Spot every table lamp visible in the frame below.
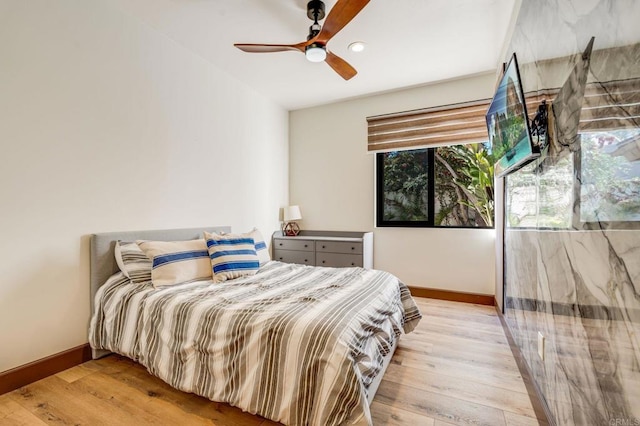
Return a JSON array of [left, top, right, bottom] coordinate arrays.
[[282, 205, 302, 236]]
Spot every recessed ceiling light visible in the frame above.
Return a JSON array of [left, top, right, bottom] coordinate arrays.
[[348, 41, 366, 53]]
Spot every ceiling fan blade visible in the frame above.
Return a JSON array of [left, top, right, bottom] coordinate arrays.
[[234, 43, 305, 53], [316, 0, 370, 44], [325, 51, 357, 80]]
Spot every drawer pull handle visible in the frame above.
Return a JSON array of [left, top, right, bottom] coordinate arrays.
[[279, 257, 283, 260], [351, 247, 355, 250], [322, 245, 326, 249], [351, 262, 355, 266], [322, 260, 325, 264], [304, 259, 308, 262], [279, 243, 283, 246], [304, 244, 308, 248]]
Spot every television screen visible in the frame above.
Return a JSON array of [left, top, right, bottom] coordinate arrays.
[[486, 53, 539, 177]]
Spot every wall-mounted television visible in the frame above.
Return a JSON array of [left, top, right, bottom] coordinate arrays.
[[486, 53, 540, 177]]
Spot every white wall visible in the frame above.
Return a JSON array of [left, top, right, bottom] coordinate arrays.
[[289, 74, 496, 295], [0, 0, 288, 372]]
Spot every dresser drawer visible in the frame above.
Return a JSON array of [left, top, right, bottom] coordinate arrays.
[[315, 241, 363, 255], [316, 252, 363, 268], [273, 249, 315, 266], [273, 238, 314, 252]]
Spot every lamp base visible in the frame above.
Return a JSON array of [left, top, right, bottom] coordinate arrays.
[[282, 222, 300, 236]]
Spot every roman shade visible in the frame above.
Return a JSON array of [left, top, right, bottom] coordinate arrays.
[[367, 99, 491, 153]]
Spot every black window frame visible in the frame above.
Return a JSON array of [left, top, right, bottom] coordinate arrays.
[[376, 148, 494, 229]]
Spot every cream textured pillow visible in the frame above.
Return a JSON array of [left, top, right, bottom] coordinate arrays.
[[137, 239, 211, 287], [114, 241, 152, 283], [204, 231, 260, 283]]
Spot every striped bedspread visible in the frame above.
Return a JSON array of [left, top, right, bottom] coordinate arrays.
[[89, 261, 421, 426]]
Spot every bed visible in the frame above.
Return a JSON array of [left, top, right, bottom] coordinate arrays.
[[88, 227, 421, 426]]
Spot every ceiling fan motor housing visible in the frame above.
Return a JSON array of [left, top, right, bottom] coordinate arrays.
[[307, 0, 325, 21]]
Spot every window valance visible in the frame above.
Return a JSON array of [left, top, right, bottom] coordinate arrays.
[[366, 99, 490, 153]]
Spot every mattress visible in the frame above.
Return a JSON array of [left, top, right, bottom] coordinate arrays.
[[89, 261, 421, 426]]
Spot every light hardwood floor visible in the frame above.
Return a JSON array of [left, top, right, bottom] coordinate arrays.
[[0, 298, 541, 425]]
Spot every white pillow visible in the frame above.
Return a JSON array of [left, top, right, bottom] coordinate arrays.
[[248, 228, 271, 265], [114, 241, 152, 284], [204, 231, 260, 283], [137, 239, 211, 287]]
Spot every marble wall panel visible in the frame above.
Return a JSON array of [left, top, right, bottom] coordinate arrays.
[[502, 1, 640, 425], [505, 230, 640, 424]]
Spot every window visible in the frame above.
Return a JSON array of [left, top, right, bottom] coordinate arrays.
[[367, 99, 494, 228], [376, 143, 494, 228], [377, 149, 430, 226]]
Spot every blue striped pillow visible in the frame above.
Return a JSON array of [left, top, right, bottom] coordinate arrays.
[[248, 228, 270, 265], [137, 239, 211, 287], [204, 231, 260, 283]]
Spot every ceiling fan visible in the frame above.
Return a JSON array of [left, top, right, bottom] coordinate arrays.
[[234, 0, 370, 80]]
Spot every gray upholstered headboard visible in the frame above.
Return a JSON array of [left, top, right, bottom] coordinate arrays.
[[89, 226, 230, 358]]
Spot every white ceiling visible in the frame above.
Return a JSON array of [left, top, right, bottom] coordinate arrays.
[[103, 0, 517, 110]]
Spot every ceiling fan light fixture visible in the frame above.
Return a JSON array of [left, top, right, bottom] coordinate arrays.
[[305, 44, 327, 62]]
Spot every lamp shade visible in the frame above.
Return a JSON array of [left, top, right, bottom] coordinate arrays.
[[283, 205, 302, 221]]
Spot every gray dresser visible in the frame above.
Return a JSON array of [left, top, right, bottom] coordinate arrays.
[[272, 230, 373, 269]]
